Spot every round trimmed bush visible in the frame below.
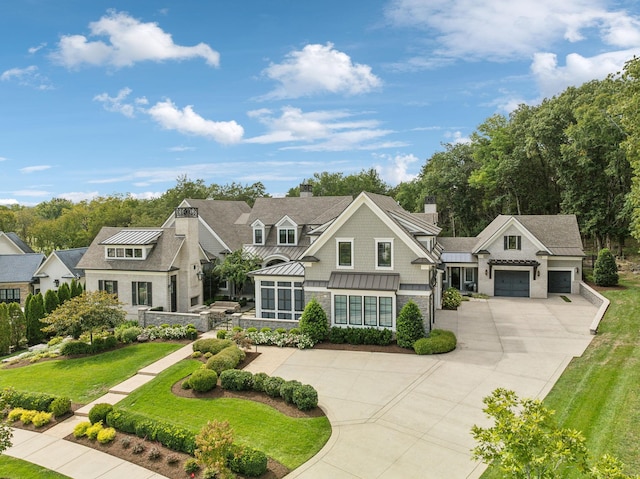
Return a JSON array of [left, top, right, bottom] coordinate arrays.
[[205, 345, 245, 374], [246, 327, 258, 333], [251, 372, 269, 393], [97, 427, 117, 444], [188, 368, 218, 392], [32, 411, 52, 427], [89, 403, 113, 425], [413, 329, 457, 355], [299, 298, 328, 343], [86, 422, 104, 440], [442, 287, 463, 310], [280, 380, 302, 404], [594, 247, 619, 286], [220, 369, 253, 391], [192, 338, 233, 355], [260, 327, 272, 333], [228, 444, 268, 477], [49, 396, 71, 417], [263, 376, 285, 398], [73, 421, 91, 438], [293, 384, 318, 411]]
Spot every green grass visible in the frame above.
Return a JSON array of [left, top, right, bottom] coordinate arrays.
[[0, 342, 183, 404], [0, 455, 71, 478], [480, 273, 640, 477], [117, 359, 332, 469]]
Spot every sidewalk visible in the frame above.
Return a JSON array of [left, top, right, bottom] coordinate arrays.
[[4, 339, 206, 479]]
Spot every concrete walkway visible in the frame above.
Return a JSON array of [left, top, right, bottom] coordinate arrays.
[[3, 296, 598, 479]]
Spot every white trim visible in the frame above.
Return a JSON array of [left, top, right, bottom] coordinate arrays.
[[474, 216, 546, 253], [251, 219, 265, 245], [336, 238, 354, 269], [375, 238, 394, 270], [331, 290, 396, 330], [276, 216, 298, 245]]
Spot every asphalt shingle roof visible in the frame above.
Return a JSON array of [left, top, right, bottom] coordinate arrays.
[[0, 254, 45, 283]]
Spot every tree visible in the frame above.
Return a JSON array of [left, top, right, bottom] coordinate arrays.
[[0, 394, 13, 454], [620, 56, 640, 243], [0, 303, 10, 355], [214, 250, 262, 297], [57, 282, 71, 304], [299, 297, 328, 343], [194, 420, 235, 479], [26, 293, 46, 344], [8, 302, 26, 351], [593, 248, 619, 287], [290, 168, 390, 197], [210, 181, 268, 207], [41, 291, 126, 343], [396, 300, 425, 348], [471, 388, 589, 479], [70, 278, 83, 298], [44, 289, 60, 315]]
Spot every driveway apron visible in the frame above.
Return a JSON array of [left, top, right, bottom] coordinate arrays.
[[246, 296, 597, 479]]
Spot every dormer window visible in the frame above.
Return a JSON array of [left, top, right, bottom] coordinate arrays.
[[106, 247, 146, 259], [101, 229, 162, 261], [252, 220, 265, 245], [276, 216, 297, 245]]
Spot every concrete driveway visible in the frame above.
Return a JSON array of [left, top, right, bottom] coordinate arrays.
[[246, 295, 598, 479]]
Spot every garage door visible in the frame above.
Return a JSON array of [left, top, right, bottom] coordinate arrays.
[[548, 271, 571, 293], [494, 270, 530, 297]]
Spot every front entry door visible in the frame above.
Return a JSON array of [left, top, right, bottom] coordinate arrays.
[[170, 275, 177, 312]]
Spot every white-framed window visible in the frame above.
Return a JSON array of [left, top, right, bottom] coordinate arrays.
[[336, 238, 354, 268], [375, 238, 393, 269], [0, 288, 20, 304], [252, 220, 265, 245], [504, 235, 522, 250], [333, 293, 394, 328], [105, 246, 145, 259], [276, 217, 297, 245], [98, 280, 118, 295], [132, 281, 152, 306], [259, 280, 304, 320]]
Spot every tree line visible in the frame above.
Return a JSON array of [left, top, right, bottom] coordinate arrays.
[[4, 58, 640, 254]]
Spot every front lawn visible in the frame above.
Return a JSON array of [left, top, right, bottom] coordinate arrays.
[[0, 342, 183, 404], [117, 359, 332, 469], [0, 455, 71, 478]]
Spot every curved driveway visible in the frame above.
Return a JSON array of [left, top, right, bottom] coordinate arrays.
[[246, 295, 598, 479]]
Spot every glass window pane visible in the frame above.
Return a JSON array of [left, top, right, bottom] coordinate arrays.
[[134, 249, 143, 258], [377, 241, 392, 267], [338, 242, 352, 266], [379, 297, 393, 327], [278, 288, 291, 311], [364, 296, 377, 326], [294, 289, 305, 312], [334, 295, 347, 324], [349, 296, 362, 325], [261, 287, 275, 310]]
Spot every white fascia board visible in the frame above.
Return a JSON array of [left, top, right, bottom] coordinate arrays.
[[474, 217, 546, 253]]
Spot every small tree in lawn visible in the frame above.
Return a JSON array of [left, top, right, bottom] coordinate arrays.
[[299, 297, 328, 343], [593, 248, 619, 287], [44, 289, 60, 315], [26, 292, 46, 344], [41, 290, 126, 344], [396, 300, 425, 348], [0, 303, 10, 355], [195, 420, 235, 479], [214, 249, 262, 298], [57, 282, 71, 304], [8, 302, 26, 351], [471, 388, 589, 479]]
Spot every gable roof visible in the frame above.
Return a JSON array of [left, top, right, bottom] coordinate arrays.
[[249, 196, 352, 227], [0, 232, 34, 254], [54, 247, 89, 278], [0, 253, 45, 283], [101, 230, 163, 245], [77, 227, 185, 272], [474, 215, 584, 256]]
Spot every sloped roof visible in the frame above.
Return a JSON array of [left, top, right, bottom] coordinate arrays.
[[248, 261, 305, 277], [55, 247, 89, 277], [244, 244, 309, 261], [101, 229, 163, 245], [0, 253, 45, 283], [182, 199, 252, 251], [2, 232, 34, 253], [249, 196, 352, 226], [328, 271, 400, 291], [78, 227, 184, 272]]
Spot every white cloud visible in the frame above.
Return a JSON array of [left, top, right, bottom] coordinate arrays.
[[59, 191, 99, 202], [245, 106, 398, 151], [443, 130, 471, 144], [94, 87, 139, 117], [168, 145, 196, 152], [0, 198, 18, 206], [28, 43, 47, 54], [147, 99, 244, 144], [385, 0, 640, 62], [374, 153, 420, 185], [1, 65, 52, 90], [261, 43, 381, 99], [531, 49, 640, 97], [20, 165, 52, 174], [51, 10, 220, 68], [13, 189, 50, 197], [129, 191, 163, 200]]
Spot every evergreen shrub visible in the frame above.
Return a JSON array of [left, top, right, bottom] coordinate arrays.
[[220, 369, 253, 391], [32, 411, 52, 427], [73, 421, 91, 438], [228, 444, 268, 477], [442, 287, 463, 310], [49, 396, 71, 417], [396, 301, 425, 348], [299, 297, 328, 343], [263, 376, 285, 398], [188, 369, 218, 392], [89, 403, 114, 425], [413, 329, 457, 355], [293, 384, 318, 411], [593, 248, 619, 286], [192, 338, 233, 355]]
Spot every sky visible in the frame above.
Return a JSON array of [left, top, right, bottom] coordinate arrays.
[[2, 0, 640, 206]]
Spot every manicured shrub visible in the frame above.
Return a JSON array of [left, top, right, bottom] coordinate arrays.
[[260, 327, 272, 333], [299, 297, 328, 343], [192, 338, 233, 355], [97, 427, 117, 444], [89, 403, 114, 425], [263, 376, 286, 398], [413, 329, 457, 355], [73, 421, 91, 438], [251, 372, 269, 393], [91, 335, 118, 353], [329, 326, 347, 344], [289, 328, 300, 335], [275, 328, 287, 335], [32, 411, 52, 427], [442, 287, 463, 310], [205, 345, 245, 374], [155, 424, 195, 454], [228, 444, 268, 477], [49, 396, 71, 417], [191, 351, 202, 358], [203, 352, 213, 359], [134, 419, 157, 440], [396, 301, 425, 349], [594, 248, 619, 286], [105, 409, 137, 435], [2, 388, 56, 412], [232, 326, 243, 332], [216, 330, 227, 339], [184, 458, 200, 474], [60, 340, 92, 356], [293, 384, 319, 411], [280, 380, 303, 404], [116, 326, 142, 343], [188, 368, 218, 392], [246, 327, 258, 333], [220, 369, 253, 391], [20, 410, 36, 425], [7, 408, 25, 422], [86, 422, 104, 440]]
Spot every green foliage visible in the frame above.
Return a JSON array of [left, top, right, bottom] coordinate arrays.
[[60, 335, 118, 355], [97, 427, 116, 444], [43, 289, 60, 315], [195, 420, 235, 479], [188, 369, 218, 393], [280, 380, 303, 405], [7, 408, 26, 422], [184, 458, 201, 474], [31, 411, 52, 427], [0, 303, 10, 355], [57, 282, 71, 304], [0, 393, 11, 454], [193, 338, 233, 355], [86, 422, 103, 440], [42, 291, 126, 343], [214, 249, 262, 296], [471, 388, 589, 478], [228, 444, 268, 477], [291, 168, 389, 197], [70, 278, 83, 298], [205, 345, 245, 374], [413, 329, 457, 355], [216, 330, 227, 339], [251, 372, 269, 393], [299, 297, 329, 343], [442, 287, 463, 309], [2, 387, 56, 412], [73, 421, 91, 438], [8, 302, 27, 351], [89, 403, 114, 425], [115, 325, 142, 343], [263, 376, 285, 398], [25, 293, 45, 345], [395, 301, 425, 349], [593, 248, 619, 286], [293, 384, 319, 411], [49, 396, 71, 417], [328, 326, 392, 345], [220, 369, 253, 391], [20, 410, 36, 425]]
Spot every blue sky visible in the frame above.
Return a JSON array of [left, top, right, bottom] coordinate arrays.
[[2, 0, 640, 205]]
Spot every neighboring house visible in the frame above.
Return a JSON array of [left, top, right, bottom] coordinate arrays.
[[77, 207, 207, 318], [33, 247, 88, 294], [440, 215, 584, 298], [251, 192, 443, 331], [0, 253, 45, 307], [0, 231, 34, 254]]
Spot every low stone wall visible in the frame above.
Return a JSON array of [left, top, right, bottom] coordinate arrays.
[[137, 308, 212, 332], [579, 282, 610, 335], [233, 314, 299, 331]]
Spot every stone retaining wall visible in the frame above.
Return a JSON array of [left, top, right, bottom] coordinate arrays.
[[137, 308, 212, 332], [579, 282, 610, 334]]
